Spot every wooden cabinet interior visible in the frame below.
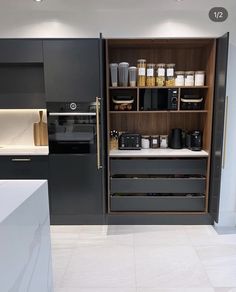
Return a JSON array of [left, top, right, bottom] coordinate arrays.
[[106, 38, 217, 215]]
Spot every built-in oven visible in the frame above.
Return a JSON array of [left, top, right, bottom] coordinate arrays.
[[47, 101, 100, 157], [47, 100, 105, 224]]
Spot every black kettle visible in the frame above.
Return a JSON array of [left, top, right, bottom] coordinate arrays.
[[170, 128, 183, 149]]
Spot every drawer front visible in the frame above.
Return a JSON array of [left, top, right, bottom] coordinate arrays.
[[110, 195, 205, 212], [110, 177, 206, 194], [0, 156, 48, 179], [110, 159, 207, 175]]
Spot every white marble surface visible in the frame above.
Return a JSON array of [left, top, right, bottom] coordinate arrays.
[[0, 109, 48, 149], [51, 225, 236, 292], [0, 145, 49, 155], [110, 148, 209, 157], [0, 180, 53, 292]]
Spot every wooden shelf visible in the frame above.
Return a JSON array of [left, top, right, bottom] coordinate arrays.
[[109, 86, 209, 90], [109, 110, 208, 114]]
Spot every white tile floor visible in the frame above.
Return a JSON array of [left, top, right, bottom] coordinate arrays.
[[50, 225, 236, 292]]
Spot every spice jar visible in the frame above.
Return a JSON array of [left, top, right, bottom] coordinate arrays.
[[195, 71, 205, 86], [166, 64, 175, 86], [185, 71, 195, 86], [141, 135, 150, 149], [156, 63, 166, 86], [175, 71, 185, 86], [150, 135, 160, 148], [137, 59, 146, 87], [146, 63, 155, 86]]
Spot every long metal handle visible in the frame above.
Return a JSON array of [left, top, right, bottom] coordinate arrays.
[[11, 158, 31, 162], [96, 97, 102, 170], [222, 96, 229, 169], [49, 112, 96, 116]]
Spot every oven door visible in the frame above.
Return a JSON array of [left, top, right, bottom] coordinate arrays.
[[48, 111, 97, 154]]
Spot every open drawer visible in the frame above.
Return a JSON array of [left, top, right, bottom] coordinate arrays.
[[110, 176, 206, 194], [110, 158, 207, 176], [110, 194, 205, 212]]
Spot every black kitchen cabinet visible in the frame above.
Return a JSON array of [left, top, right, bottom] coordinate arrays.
[[0, 40, 43, 63], [0, 39, 45, 109], [48, 154, 104, 224], [43, 39, 100, 102], [0, 156, 48, 179]]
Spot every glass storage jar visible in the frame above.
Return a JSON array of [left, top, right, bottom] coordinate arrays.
[[141, 135, 150, 149], [156, 63, 166, 86], [166, 64, 175, 86], [128, 66, 137, 87], [146, 63, 155, 86], [137, 59, 146, 87], [150, 135, 160, 148], [118, 62, 129, 87], [175, 71, 185, 86], [185, 71, 195, 86], [195, 71, 205, 86]]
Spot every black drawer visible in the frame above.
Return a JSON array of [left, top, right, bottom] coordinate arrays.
[[110, 158, 207, 175], [0, 156, 48, 179], [110, 195, 205, 212], [110, 177, 206, 194]]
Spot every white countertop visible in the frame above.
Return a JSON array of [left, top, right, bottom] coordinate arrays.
[[0, 145, 49, 155], [0, 180, 47, 223], [110, 148, 209, 157]]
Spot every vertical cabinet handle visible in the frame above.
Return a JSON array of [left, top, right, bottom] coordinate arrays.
[[222, 96, 229, 169], [96, 97, 102, 170]]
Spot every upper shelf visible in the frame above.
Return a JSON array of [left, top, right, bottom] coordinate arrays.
[[110, 148, 209, 158], [109, 86, 209, 90]]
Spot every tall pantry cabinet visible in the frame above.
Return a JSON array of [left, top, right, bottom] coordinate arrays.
[[106, 33, 229, 224]]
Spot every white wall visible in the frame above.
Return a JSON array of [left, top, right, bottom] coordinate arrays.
[[0, 0, 235, 225]]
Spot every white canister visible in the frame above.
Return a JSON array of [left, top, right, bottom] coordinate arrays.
[[195, 71, 205, 86], [185, 71, 194, 86], [141, 136, 150, 149], [175, 71, 185, 86]]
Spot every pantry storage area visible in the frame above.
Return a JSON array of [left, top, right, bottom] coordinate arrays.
[[106, 36, 228, 224]]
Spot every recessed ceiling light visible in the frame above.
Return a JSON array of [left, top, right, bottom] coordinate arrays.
[[34, 0, 43, 2], [176, 0, 183, 2]]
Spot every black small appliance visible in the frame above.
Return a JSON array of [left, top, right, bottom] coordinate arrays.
[[169, 128, 183, 149], [119, 133, 142, 150], [191, 130, 202, 151], [167, 89, 178, 110]]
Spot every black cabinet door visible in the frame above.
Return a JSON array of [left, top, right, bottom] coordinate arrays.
[[43, 39, 100, 102], [0, 40, 43, 63], [209, 32, 229, 222], [48, 154, 103, 223], [0, 156, 48, 179]]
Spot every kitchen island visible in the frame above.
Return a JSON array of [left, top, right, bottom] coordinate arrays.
[[0, 180, 53, 292]]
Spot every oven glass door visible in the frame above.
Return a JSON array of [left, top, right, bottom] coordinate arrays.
[[48, 112, 97, 154]]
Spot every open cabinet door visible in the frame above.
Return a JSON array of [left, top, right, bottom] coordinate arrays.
[[209, 32, 229, 223]]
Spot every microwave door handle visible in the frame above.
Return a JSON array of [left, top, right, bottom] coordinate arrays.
[[96, 97, 102, 170]]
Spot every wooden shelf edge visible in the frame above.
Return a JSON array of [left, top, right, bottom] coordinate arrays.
[[109, 86, 209, 89], [109, 110, 208, 114]]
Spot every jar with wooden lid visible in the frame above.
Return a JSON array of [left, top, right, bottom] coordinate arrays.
[[185, 71, 194, 86], [156, 63, 166, 86], [137, 59, 146, 87], [146, 63, 155, 86], [166, 64, 175, 86]]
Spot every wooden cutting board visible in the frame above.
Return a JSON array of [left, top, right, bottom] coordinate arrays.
[[34, 111, 48, 146]]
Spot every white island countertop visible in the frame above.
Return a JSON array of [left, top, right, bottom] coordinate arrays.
[[0, 180, 47, 223], [0, 180, 53, 291], [0, 145, 49, 156], [110, 148, 209, 158]]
